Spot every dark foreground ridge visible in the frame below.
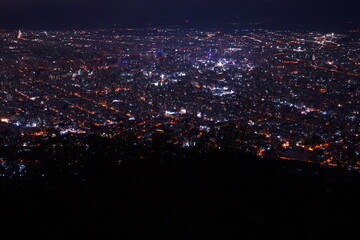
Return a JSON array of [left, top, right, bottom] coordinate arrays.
[[1, 136, 360, 239]]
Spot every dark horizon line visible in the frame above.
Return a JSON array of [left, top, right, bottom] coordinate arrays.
[[1, 21, 359, 33]]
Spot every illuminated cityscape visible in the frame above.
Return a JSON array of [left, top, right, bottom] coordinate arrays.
[[1, 27, 359, 176], [1, 0, 360, 239]]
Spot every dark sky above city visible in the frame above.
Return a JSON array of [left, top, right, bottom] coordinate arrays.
[[0, 0, 358, 29]]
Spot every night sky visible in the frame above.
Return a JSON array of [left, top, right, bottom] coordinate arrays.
[[0, 0, 359, 29]]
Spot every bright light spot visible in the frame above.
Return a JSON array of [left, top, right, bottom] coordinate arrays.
[[0, 118, 10, 123]]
